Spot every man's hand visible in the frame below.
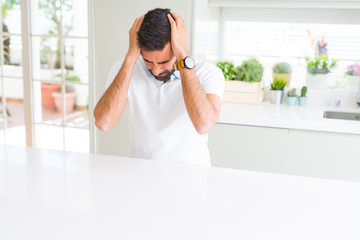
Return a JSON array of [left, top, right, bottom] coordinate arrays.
[[127, 15, 144, 60], [167, 12, 189, 60]]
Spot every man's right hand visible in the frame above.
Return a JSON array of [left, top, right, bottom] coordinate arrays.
[[127, 15, 144, 61]]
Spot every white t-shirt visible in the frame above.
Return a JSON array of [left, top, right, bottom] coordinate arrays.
[[105, 56, 224, 166]]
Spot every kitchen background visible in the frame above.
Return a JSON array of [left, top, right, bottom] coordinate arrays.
[[1, 0, 359, 181]]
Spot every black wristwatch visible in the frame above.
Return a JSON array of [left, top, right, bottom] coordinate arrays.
[[174, 56, 195, 71]]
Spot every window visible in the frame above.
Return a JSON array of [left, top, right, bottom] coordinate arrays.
[[31, 0, 89, 152], [0, 0, 25, 146], [223, 21, 360, 88], [0, 0, 90, 153], [194, 2, 360, 89]]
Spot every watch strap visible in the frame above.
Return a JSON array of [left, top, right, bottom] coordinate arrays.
[[174, 60, 185, 71]]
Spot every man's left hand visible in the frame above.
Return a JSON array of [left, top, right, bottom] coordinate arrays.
[[167, 12, 189, 61]]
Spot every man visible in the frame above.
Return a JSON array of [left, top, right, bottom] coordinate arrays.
[[94, 8, 224, 166]]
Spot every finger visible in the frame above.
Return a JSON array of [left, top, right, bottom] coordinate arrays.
[[167, 13, 175, 24], [135, 15, 144, 29], [170, 12, 186, 29], [167, 14, 176, 28], [171, 12, 181, 21]]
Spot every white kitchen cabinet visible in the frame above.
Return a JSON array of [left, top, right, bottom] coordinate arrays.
[[209, 123, 360, 182], [209, 124, 289, 174], [287, 129, 360, 182]]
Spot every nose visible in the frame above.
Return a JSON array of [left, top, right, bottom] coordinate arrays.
[[151, 64, 163, 76]]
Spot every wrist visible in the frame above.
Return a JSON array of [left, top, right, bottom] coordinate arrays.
[[175, 49, 189, 61], [125, 52, 139, 65]]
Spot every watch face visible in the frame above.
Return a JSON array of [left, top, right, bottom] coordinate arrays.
[[184, 57, 195, 69]]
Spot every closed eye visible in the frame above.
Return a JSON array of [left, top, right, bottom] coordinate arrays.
[[143, 58, 153, 63], [143, 58, 170, 65]]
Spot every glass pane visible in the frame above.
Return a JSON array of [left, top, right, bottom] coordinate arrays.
[[2, 0, 21, 34], [4, 119, 26, 146], [62, 0, 88, 37], [3, 77, 24, 119], [64, 127, 89, 153], [3, 36, 23, 77], [64, 38, 88, 83], [33, 81, 63, 125], [31, 0, 61, 36], [51, 83, 74, 114], [65, 84, 88, 128], [35, 124, 63, 151], [31, 36, 62, 81]]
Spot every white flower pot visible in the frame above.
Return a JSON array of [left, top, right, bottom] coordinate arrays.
[[346, 75, 360, 91], [306, 73, 329, 89]]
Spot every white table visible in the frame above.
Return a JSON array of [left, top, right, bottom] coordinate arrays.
[[1, 144, 360, 240]]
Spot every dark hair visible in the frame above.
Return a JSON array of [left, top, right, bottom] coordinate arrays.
[[137, 8, 172, 51]]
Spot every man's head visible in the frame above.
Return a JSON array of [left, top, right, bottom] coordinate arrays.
[[137, 8, 172, 51], [137, 8, 176, 81]]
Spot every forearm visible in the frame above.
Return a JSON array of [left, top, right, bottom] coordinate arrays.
[[94, 55, 137, 132], [180, 69, 220, 135]]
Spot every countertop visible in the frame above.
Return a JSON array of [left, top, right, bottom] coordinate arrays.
[[219, 102, 360, 134], [1, 144, 360, 240]]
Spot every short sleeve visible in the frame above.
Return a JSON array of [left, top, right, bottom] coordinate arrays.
[[195, 61, 225, 100], [104, 60, 123, 90]]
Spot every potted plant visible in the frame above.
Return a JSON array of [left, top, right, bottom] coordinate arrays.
[[345, 63, 360, 91], [298, 86, 307, 106], [218, 58, 264, 104], [52, 72, 80, 113], [216, 61, 235, 81], [286, 88, 297, 106], [270, 75, 286, 104], [273, 62, 292, 87], [305, 55, 338, 89]]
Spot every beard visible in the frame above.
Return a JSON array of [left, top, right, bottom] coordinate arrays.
[[150, 68, 175, 82]]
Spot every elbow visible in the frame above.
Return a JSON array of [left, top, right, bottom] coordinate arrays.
[[94, 111, 112, 132], [194, 120, 216, 135], [95, 120, 112, 132]]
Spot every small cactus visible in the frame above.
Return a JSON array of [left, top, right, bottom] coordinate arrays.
[[287, 88, 296, 97], [301, 86, 307, 97]]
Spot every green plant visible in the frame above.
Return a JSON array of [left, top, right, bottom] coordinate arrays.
[[273, 62, 292, 74], [271, 76, 286, 90], [234, 58, 263, 82], [305, 55, 338, 75], [56, 72, 80, 92], [39, 0, 73, 69], [216, 61, 235, 80], [287, 88, 296, 97], [301, 86, 307, 97], [2, 0, 20, 65]]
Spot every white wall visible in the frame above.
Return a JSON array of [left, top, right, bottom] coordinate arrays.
[[93, 0, 194, 156]]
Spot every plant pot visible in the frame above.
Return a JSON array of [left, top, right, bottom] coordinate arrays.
[[346, 75, 360, 91], [298, 97, 307, 106], [270, 90, 284, 104], [52, 91, 76, 113], [273, 73, 291, 87], [41, 83, 61, 110], [306, 73, 329, 89], [286, 96, 297, 106]]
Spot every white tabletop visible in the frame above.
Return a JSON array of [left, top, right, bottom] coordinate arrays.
[[1, 144, 360, 240]]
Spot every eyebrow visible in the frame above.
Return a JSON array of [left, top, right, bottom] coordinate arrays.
[[143, 58, 171, 64]]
